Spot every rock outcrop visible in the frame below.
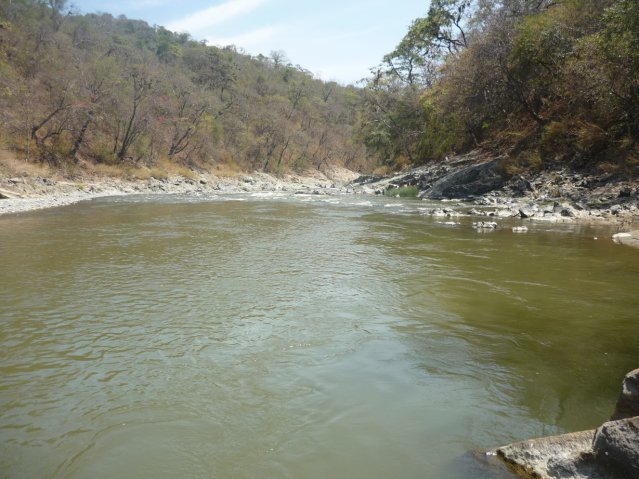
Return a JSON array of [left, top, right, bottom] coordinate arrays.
[[611, 368, 639, 420], [421, 158, 505, 199], [349, 151, 639, 226], [592, 417, 639, 478], [487, 369, 639, 479], [495, 430, 603, 479]]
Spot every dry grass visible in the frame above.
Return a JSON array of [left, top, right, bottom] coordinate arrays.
[[372, 165, 391, 176], [84, 158, 202, 181], [0, 150, 54, 178], [576, 121, 608, 152], [499, 150, 543, 177], [89, 163, 126, 178], [211, 161, 242, 178]]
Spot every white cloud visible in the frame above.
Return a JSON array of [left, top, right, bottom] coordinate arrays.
[[167, 0, 269, 34], [205, 26, 279, 49]]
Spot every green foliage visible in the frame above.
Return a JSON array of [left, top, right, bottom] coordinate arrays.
[[417, 92, 465, 160], [293, 156, 310, 172], [383, 0, 472, 85], [361, 0, 639, 176], [384, 186, 420, 197]]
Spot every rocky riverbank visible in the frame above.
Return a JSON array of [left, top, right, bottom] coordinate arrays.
[[3, 152, 639, 249], [485, 369, 639, 479], [0, 166, 359, 216], [349, 151, 639, 227]]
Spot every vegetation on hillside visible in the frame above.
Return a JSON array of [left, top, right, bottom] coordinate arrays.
[[1, 0, 637, 180], [361, 0, 639, 177], [0, 0, 373, 177]]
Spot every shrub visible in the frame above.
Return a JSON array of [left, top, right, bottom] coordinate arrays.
[[384, 185, 420, 197]]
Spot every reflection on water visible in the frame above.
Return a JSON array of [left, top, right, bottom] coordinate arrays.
[[1, 194, 637, 478]]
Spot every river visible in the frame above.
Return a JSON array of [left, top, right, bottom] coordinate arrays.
[[1, 193, 638, 478]]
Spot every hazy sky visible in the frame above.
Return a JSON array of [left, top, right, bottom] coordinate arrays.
[[70, 0, 428, 85]]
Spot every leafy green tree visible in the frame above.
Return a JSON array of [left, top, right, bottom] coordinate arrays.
[[384, 0, 473, 86]]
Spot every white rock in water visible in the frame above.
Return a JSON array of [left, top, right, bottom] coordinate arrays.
[[472, 221, 498, 229], [512, 226, 528, 233], [613, 233, 632, 239], [496, 209, 515, 217]]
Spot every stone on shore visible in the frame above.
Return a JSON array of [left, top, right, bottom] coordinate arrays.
[[423, 158, 505, 199], [0, 187, 23, 199], [612, 231, 639, 250], [611, 368, 639, 420], [519, 207, 535, 218], [592, 417, 639, 478], [488, 369, 639, 478], [494, 430, 604, 479]]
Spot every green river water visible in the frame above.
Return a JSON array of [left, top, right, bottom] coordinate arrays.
[[1, 193, 638, 478]]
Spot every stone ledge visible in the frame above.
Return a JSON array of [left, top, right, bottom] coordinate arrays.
[[487, 369, 639, 478], [491, 430, 603, 479]]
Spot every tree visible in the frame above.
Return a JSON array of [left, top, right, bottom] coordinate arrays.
[[384, 0, 474, 86], [113, 66, 153, 162], [69, 56, 118, 160]]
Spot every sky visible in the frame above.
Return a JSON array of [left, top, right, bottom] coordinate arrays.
[[70, 0, 429, 85]]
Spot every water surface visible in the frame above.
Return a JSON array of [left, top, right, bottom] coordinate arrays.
[[1, 193, 638, 478]]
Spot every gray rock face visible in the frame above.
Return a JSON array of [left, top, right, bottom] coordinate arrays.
[[494, 430, 603, 479], [612, 368, 639, 420], [423, 159, 506, 199], [489, 369, 639, 478], [519, 207, 535, 218], [592, 417, 639, 478]]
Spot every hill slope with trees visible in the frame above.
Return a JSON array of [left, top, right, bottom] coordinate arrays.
[[1, 0, 638, 185], [0, 0, 374, 177], [361, 0, 639, 179]]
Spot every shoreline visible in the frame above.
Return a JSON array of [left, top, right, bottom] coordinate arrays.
[[2, 166, 639, 249], [0, 168, 357, 216]]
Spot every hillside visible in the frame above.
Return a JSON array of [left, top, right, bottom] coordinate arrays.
[[361, 0, 639, 179], [1, 0, 638, 189], [0, 0, 374, 177]]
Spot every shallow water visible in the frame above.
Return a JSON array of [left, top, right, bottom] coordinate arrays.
[[1, 193, 638, 478]]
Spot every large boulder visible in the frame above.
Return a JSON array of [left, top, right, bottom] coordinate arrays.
[[488, 369, 639, 478], [592, 417, 639, 478], [421, 159, 506, 199], [611, 368, 639, 420], [494, 430, 602, 479], [612, 231, 639, 250]]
